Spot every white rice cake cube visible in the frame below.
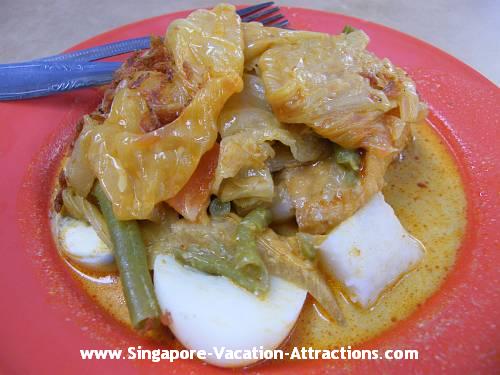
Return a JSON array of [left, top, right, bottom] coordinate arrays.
[[319, 192, 424, 308]]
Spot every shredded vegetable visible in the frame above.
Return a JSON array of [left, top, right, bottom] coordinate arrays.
[[333, 144, 362, 172], [297, 232, 318, 260], [342, 25, 356, 34], [208, 198, 231, 217], [62, 188, 112, 249], [257, 230, 344, 323]]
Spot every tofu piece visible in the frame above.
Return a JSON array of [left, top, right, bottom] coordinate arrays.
[[319, 192, 424, 307]]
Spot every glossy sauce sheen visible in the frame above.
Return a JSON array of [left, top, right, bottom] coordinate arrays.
[[286, 121, 466, 349], [58, 120, 466, 349]]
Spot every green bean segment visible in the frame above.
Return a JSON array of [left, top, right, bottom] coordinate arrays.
[[297, 233, 318, 260], [92, 183, 160, 330], [234, 208, 272, 295], [342, 25, 357, 34], [174, 244, 266, 295], [333, 144, 362, 172], [209, 198, 231, 217], [172, 208, 272, 296]]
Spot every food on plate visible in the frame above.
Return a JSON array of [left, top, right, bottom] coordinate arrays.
[[319, 192, 424, 308], [50, 3, 466, 368], [154, 254, 307, 367]]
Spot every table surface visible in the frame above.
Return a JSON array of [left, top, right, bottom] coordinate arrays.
[[1, 0, 498, 84]]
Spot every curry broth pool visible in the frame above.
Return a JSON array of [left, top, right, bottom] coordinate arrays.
[[287, 120, 466, 349], [52, 120, 466, 349]]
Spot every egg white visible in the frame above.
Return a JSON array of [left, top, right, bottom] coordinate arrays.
[[153, 254, 307, 367], [56, 215, 115, 272]]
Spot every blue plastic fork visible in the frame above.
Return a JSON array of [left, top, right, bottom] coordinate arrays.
[[0, 2, 288, 101]]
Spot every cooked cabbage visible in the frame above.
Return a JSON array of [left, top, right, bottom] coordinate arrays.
[[61, 187, 112, 249], [242, 22, 323, 72], [219, 167, 274, 203], [242, 22, 425, 233], [65, 4, 244, 220], [257, 230, 343, 323], [213, 74, 331, 207], [167, 4, 244, 89]]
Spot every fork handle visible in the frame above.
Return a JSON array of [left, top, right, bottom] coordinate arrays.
[[0, 62, 121, 100], [32, 36, 151, 63]]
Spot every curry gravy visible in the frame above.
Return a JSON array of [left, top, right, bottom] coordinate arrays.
[[54, 120, 466, 349], [285, 121, 466, 349]]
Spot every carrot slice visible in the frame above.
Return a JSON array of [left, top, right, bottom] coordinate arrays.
[[167, 144, 220, 221]]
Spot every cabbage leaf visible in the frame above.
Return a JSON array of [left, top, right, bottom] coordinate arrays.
[[242, 23, 426, 233], [65, 4, 244, 220]]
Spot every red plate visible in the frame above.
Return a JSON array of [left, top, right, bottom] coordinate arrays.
[[0, 7, 498, 374]]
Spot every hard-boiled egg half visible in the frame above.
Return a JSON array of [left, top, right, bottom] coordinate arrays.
[[55, 215, 115, 272], [154, 254, 307, 367], [319, 192, 424, 308]]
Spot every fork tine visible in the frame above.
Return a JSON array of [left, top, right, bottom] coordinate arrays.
[[236, 2, 274, 17], [273, 19, 289, 28], [240, 6, 280, 23], [259, 14, 285, 26]]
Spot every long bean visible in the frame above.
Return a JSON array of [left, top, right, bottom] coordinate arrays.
[[208, 198, 231, 217], [92, 183, 160, 330], [234, 208, 272, 296], [174, 244, 265, 294], [342, 25, 357, 34], [333, 144, 361, 172]]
